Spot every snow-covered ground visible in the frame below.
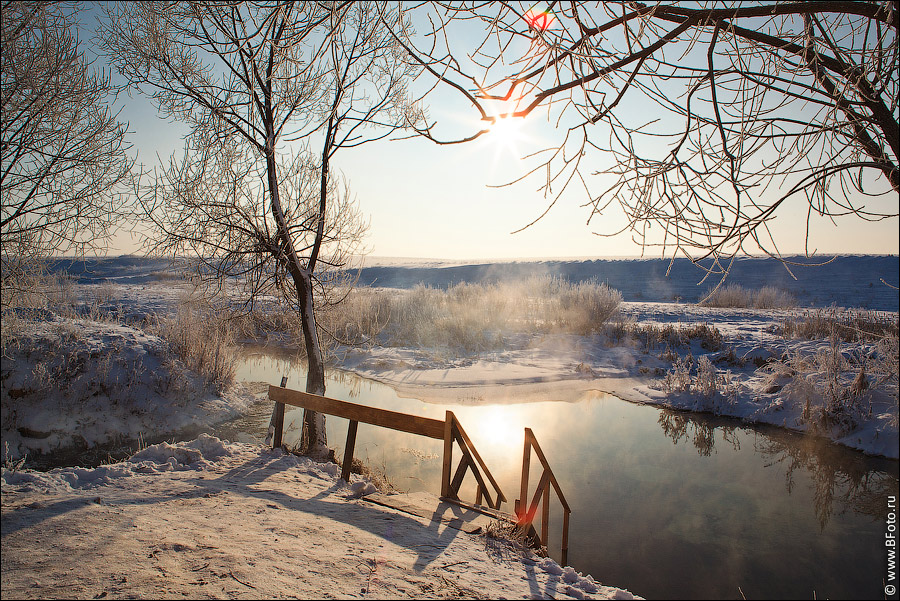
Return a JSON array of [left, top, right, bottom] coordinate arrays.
[[3, 435, 635, 600], [2, 255, 898, 598]]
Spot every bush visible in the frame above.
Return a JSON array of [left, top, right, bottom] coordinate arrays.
[[661, 353, 739, 413], [780, 307, 899, 343], [613, 321, 724, 353], [704, 283, 796, 309], [149, 303, 237, 392], [766, 330, 899, 433]]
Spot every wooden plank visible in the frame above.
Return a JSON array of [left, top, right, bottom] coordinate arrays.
[[269, 386, 445, 439], [341, 420, 359, 482], [363, 493, 511, 535], [451, 416, 507, 504], [439, 497, 516, 524]]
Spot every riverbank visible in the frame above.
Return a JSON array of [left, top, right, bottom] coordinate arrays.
[[332, 299, 899, 460]]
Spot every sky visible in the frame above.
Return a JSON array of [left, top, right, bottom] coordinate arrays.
[[98, 4, 899, 261]]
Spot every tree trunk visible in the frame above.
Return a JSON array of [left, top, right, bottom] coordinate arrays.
[[295, 267, 329, 458], [262, 118, 329, 457]]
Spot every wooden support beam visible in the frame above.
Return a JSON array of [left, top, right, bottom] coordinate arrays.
[[518, 431, 532, 522], [273, 403, 285, 448], [465, 460, 495, 509], [526, 470, 551, 529], [562, 509, 570, 567], [524, 428, 571, 512], [449, 451, 472, 498], [340, 419, 359, 482], [451, 416, 507, 504]]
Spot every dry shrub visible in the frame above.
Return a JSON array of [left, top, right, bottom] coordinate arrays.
[[780, 307, 898, 343], [319, 288, 393, 346], [1, 270, 77, 313], [768, 330, 898, 433], [615, 321, 724, 353], [704, 284, 796, 309], [149, 303, 237, 392], [661, 353, 739, 413]]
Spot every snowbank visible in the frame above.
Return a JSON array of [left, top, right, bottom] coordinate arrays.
[[1, 314, 253, 461]]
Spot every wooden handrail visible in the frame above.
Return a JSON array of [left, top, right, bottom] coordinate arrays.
[[523, 428, 571, 513], [516, 427, 571, 566], [441, 410, 507, 510], [269, 386, 445, 439]]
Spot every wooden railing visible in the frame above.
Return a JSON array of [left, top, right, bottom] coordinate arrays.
[[441, 410, 507, 510], [269, 386, 568, 563], [515, 427, 571, 566], [267, 386, 505, 510]]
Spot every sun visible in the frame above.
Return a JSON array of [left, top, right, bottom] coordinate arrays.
[[486, 115, 527, 160]]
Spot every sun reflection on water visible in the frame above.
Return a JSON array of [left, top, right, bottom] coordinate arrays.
[[468, 404, 527, 452]]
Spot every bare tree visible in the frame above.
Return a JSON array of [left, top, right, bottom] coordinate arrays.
[[100, 1, 420, 456], [398, 1, 898, 280], [1, 1, 133, 286]]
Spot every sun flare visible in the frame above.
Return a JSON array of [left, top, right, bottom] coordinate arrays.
[[486, 115, 527, 159]]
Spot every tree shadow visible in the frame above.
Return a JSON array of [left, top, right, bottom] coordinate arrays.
[[2, 449, 467, 574]]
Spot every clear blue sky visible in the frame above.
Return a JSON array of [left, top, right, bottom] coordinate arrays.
[[100, 5, 899, 261]]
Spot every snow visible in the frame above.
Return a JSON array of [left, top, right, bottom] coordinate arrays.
[[1, 313, 252, 461], [2, 436, 638, 600], [2, 254, 898, 598]]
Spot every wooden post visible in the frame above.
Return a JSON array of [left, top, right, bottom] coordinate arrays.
[[561, 509, 570, 567], [441, 411, 454, 498], [340, 419, 359, 482], [273, 376, 288, 448], [541, 477, 550, 546], [518, 429, 532, 522]]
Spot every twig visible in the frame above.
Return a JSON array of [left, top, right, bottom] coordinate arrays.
[[228, 570, 256, 589], [440, 560, 469, 570], [191, 562, 210, 572]]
